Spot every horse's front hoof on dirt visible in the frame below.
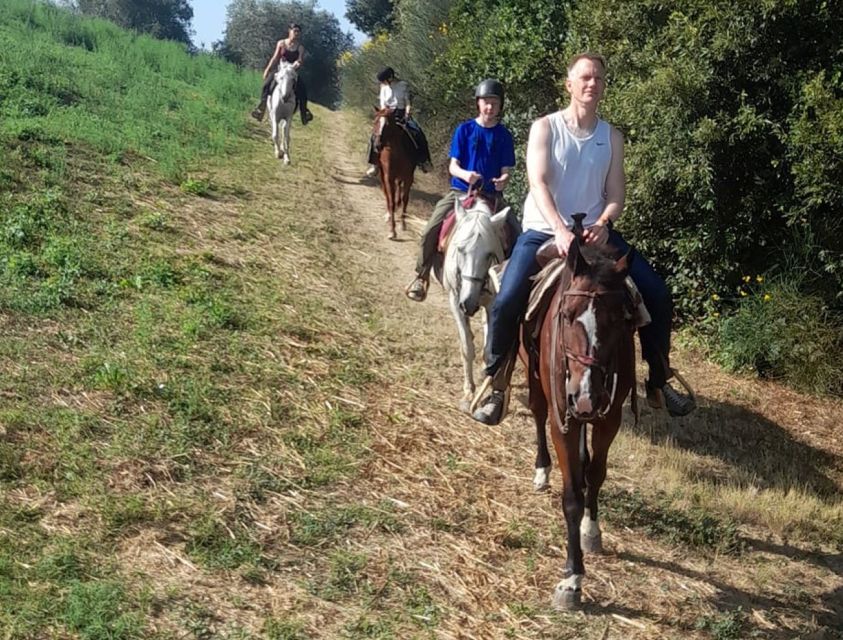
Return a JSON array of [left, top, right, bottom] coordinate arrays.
[[533, 466, 551, 492], [388, 231, 397, 241], [458, 397, 472, 414], [551, 586, 582, 611], [283, 156, 290, 166]]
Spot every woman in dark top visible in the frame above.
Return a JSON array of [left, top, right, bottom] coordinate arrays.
[[251, 23, 314, 125]]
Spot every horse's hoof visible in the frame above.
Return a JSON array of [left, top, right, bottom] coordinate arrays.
[[388, 232, 397, 241], [533, 467, 551, 492], [581, 531, 603, 555], [458, 398, 472, 414], [283, 158, 290, 165], [551, 587, 582, 611]]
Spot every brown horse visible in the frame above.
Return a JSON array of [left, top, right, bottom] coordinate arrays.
[[526, 215, 636, 610], [372, 107, 416, 240]]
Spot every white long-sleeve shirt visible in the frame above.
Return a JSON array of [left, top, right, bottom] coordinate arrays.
[[379, 80, 410, 110]]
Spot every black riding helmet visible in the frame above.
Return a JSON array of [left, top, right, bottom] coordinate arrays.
[[377, 67, 396, 83], [475, 78, 505, 110]]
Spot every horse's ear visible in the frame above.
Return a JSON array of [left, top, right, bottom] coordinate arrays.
[[566, 238, 588, 276], [490, 207, 510, 227], [614, 249, 633, 276]]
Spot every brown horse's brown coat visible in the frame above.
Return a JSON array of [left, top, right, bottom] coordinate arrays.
[[526, 238, 636, 608], [372, 108, 416, 239]]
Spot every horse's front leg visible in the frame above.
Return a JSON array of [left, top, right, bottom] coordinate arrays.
[[449, 290, 476, 413], [270, 108, 281, 159], [551, 421, 586, 610], [281, 117, 291, 165], [581, 411, 622, 554], [380, 172, 398, 240]]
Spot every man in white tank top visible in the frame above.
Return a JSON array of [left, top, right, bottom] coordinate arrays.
[[473, 53, 696, 425]]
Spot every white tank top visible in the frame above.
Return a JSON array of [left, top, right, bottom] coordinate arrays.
[[522, 112, 612, 233]]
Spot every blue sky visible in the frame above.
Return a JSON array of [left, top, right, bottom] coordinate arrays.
[[191, 0, 366, 49]]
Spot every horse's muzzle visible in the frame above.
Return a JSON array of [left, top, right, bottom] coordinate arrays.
[[460, 299, 480, 317]]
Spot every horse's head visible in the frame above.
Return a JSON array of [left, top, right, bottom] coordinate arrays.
[[450, 196, 509, 317], [559, 236, 632, 420], [274, 61, 298, 103], [372, 107, 400, 149]]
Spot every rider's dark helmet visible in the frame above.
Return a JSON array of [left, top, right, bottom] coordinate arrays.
[[475, 78, 505, 110], [377, 67, 396, 83], [288, 22, 302, 31]]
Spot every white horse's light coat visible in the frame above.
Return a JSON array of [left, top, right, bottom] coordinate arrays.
[[443, 197, 510, 411], [268, 61, 297, 164]]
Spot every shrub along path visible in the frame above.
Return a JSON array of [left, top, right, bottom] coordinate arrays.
[[1, 104, 841, 639]]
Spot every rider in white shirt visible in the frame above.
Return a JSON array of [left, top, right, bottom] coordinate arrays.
[[366, 67, 433, 177]]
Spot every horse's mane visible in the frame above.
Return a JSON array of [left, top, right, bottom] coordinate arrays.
[[453, 205, 497, 250], [575, 243, 625, 287]]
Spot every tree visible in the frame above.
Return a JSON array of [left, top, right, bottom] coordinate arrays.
[[220, 0, 353, 106], [345, 0, 394, 37], [73, 0, 194, 46]]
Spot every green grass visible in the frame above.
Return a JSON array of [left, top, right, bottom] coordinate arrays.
[[0, 4, 383, 637]]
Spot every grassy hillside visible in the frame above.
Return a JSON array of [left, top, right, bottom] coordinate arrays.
[[0, 0, 257, 315], [0, 3, 361, 637]]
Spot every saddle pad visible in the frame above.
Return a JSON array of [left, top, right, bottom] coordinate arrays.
[[438, 210, 457, 253], [525, 258, 651, 328]]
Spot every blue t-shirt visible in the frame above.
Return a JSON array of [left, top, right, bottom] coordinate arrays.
[[449, 119, 516, 194]]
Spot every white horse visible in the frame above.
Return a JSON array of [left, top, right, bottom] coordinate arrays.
[[267, 60, 298, 164], [442, 196, 511, 412]]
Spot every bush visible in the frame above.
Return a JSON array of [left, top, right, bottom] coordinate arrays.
[[713, 275, 843, 396]]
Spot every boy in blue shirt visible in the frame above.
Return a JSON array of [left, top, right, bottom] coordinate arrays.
[[405, 79, 519, 302]]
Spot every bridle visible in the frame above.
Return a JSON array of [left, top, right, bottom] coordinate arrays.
[[550, 286, 630, 431], [455, 188, 504, 289]]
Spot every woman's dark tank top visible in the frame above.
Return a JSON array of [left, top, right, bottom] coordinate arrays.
[[281, 42, 300, 63]]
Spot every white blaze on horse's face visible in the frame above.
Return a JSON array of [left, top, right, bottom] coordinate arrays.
[[564, 293, 610, 419], [574, 300, 598, 410]]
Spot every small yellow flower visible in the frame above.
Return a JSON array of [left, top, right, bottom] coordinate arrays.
[[711, 293, 720, 301], [740, 289, 748, 297], [763, 293, 772, 301], [756, 275, 764, 283], [742, 275, 751, 283], [713, 312, 720, 317]]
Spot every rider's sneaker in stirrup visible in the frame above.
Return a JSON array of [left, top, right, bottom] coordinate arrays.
[[366, 164, 379, 178], [472, 390, 506, 425], [405, 277, 428, 302], [646, 380, 696, 417]]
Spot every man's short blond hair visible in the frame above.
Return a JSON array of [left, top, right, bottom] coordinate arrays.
[[566, 52, 607, 78]]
